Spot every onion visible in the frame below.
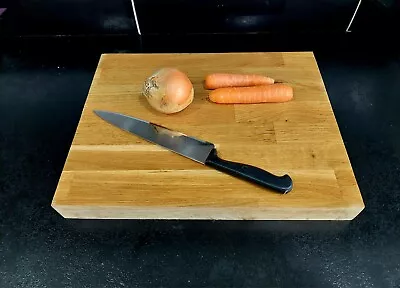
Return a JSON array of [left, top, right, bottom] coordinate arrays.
[[142, 68, 194, 114]]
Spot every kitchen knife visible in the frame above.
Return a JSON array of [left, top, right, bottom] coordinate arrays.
[[94, 110, 293, 194]]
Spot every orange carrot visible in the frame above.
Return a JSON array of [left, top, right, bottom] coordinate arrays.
[[209, 84, 293, 104], [204, 73, 274, 89]]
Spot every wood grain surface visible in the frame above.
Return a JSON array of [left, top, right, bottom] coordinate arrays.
[[51, 52, 364, 220]]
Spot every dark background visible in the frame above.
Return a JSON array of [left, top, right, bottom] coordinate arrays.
[[1, 0, 400, 287], [0, 0, 399, 36]]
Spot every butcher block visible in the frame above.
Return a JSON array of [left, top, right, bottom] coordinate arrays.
[[51, 52, 364, 220]]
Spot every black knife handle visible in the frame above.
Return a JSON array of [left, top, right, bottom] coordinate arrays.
[[205, 149, 293, 194]]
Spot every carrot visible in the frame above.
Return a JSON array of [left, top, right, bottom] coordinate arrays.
[[204, 73, 274, 89], [208, 84, 293, 104]]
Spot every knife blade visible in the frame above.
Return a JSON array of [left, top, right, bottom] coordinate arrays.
[[94, 110, 293, 194]]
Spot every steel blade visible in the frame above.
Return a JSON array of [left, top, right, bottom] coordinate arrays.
[[94, 110, 215, 164]]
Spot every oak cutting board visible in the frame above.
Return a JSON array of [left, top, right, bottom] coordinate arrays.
[[52, 52, 364, 220]]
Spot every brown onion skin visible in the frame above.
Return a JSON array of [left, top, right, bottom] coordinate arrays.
[[143, 68, 194, 114]]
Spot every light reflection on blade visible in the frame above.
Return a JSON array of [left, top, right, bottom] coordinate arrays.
[[94, 110, 215, 164]]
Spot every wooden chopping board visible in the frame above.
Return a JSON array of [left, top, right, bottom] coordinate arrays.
[[51, 52, 364, 220]]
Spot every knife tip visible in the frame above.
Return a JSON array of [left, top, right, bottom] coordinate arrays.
[[93, 109, 107, 116]]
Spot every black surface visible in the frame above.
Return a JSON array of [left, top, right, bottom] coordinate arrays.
[[1, 35, 400, 287], [3, 0, 398, 36], [135, 0, 358, 34], [0, 0, 136, 36], [352, 0, 400, 32], [1, 0, 399, 37]]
